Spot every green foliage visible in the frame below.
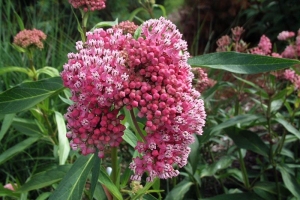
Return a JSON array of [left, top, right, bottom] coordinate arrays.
[[189, 52, 300, 74], [0, 77, 64, 114], [49, 155, 95, 200]]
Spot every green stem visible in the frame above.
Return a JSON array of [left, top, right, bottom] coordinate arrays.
[[238, 149, 250, 189], [274, 165, 281, 200], [80, 9, 89, 42], [111, 147, 118, 184], [130, 109, 146, 141], [195, 182, 201, 199]]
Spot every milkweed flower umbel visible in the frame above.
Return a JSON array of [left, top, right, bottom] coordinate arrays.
[[13, 29, 47, 49], [69, 0, 106, 11], [61, 17, 206, 181]]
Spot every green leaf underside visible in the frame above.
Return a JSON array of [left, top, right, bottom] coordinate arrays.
[[0, 77, 64, 114], [49, 155, 94, 200], [189, 52, 300, 74]]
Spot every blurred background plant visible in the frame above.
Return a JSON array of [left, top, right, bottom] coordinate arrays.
[[1, 0, 300, 199]]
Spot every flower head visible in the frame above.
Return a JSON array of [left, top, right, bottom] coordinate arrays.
[[231, 26, 244, 42], [277, 31, 295, 41], [69, 0, 106, 11], [216, 35, 231, 52], [62, 17, 206, 181], [13, 29, 47, 49], [113, 21, 138, 35]]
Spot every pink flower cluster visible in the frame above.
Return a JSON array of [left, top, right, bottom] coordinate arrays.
[[250, 29, 300, 59], [13, 29, 47, 49], [280, 69, 300, 89], [277, 31, 295, 41], [250, 35, 272, 56], [216, 26, 247, 52], [113, 21, 138, 35], [61, 17, 206, 181], [279, 30, 300, 58], [192, 68, 215, 93], [69, 0, 106, 12]]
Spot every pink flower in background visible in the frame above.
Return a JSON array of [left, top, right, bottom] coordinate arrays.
[[4, 183, 16, 191], [69, 0, 106, 11], [192, 68, 215, 93], [250, 47, 266, 55], [277, 31, 295, 41], [258, 35, 272, 55], [250, 35, 272, 56], [61, 17, 207, 181], [281, 45, 296, 58], [13, 29, 47, 49], [283, 69, 296, 81], [113, 21, 138, 35], [231, 26, 244, 42], [216, 35, 231, 52], [271, 52, 282, 58]]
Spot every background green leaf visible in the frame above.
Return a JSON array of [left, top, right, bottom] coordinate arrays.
[[189, 52, 300, 74], [202, 193, 262, 200], [0, 77, 64, 114], [54, 111, 70, 165], [227, 130, 269, 157], [278, 164, 300, 198], [164, 180, 193, 200], [98, 167, 123, 200], [18, 165, 72, 192], [0, 113, 15, 141], [0, 137, 40, 165], [49, 155, 95, 200], [275, 118, 300, 140]]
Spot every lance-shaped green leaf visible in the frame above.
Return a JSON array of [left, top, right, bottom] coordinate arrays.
[[188, 52, 300, 74], [164, 180, 193, 200], [200, 156, 233, 178], [227, 130, 269, 157], [49, 155, 95, 200], [0, 77, 64, 114], [212, 114, 264, 133], [98, 167, 123, 200], [278, 164, 300, 197], [0, 137, 40, 165], [275, 118, 300, 140], [54, 111, 70, 165], [17, 165, 72, 192], [0, 113, 15, 142]]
